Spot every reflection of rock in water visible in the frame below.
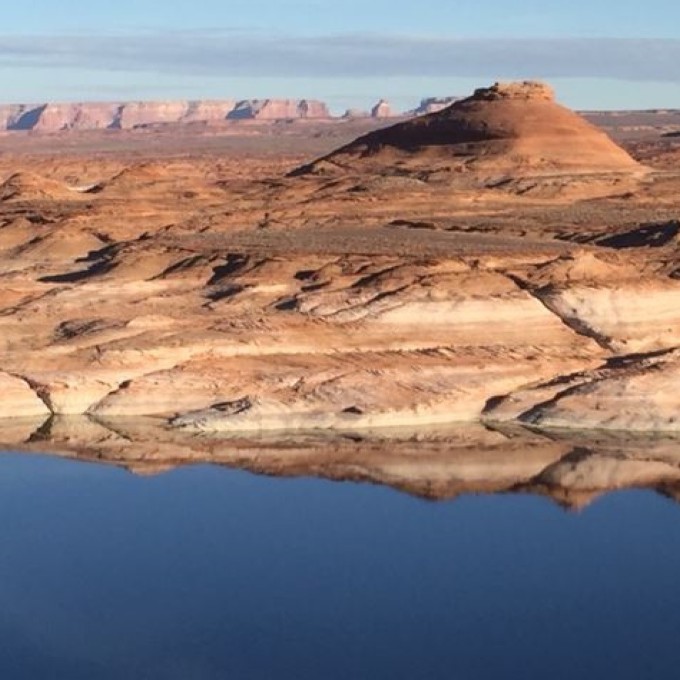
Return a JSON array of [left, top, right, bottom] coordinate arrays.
[[2, 416, 680, 510]]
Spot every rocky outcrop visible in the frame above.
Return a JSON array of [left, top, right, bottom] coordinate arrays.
[[473, 81, 555, 101], [0, 372, 51, 417], [487, 349, 680, 432]]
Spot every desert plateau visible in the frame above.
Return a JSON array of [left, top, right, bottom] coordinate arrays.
[[1, 81, 680, 501]]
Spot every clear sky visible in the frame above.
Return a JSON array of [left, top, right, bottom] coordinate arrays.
[[1, 0, 679, 111]]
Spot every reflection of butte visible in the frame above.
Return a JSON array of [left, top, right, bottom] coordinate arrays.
[[2, 416, 680, 510]]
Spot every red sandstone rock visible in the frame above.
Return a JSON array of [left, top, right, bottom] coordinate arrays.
[[342, 108, 370, 119]]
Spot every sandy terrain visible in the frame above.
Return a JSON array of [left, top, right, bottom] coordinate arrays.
[[1, 81, 679, 445]]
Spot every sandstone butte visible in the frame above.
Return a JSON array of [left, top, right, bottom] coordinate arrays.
[[293, 81, 644, 179], [1, 79, 680, 468]]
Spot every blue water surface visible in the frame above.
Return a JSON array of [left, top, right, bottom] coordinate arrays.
[[0, 452, 679, 679]]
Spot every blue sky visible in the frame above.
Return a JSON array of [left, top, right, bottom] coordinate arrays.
[[0, 0, 679, 111]]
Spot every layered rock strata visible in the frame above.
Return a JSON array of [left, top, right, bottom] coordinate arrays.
[[1, 225, 679, 433]]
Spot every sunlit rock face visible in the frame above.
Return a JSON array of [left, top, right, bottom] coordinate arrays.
[[0, 373, 50, 418]]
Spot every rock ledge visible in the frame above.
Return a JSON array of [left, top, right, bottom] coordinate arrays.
[[471, 81, 555, 102]]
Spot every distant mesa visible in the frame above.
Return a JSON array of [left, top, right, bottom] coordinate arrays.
[[226, 98, 329, 120], [291, 81, 644, 179], [180, 100, 235, 124], [342, 108, 371, 120], [409, 96, 461, 116], [0, 98, 331, 132], [118, 101, 196, 129], [370, 99, 394, 119], [342, 102, 399, 120]]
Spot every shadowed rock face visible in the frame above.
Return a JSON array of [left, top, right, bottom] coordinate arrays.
[[2, 416, 680, 510], [3, 104, 49, 130], [292, 81, 643, 178]]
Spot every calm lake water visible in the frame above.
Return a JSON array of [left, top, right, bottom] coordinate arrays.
[[1, 451, 679, 679]]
